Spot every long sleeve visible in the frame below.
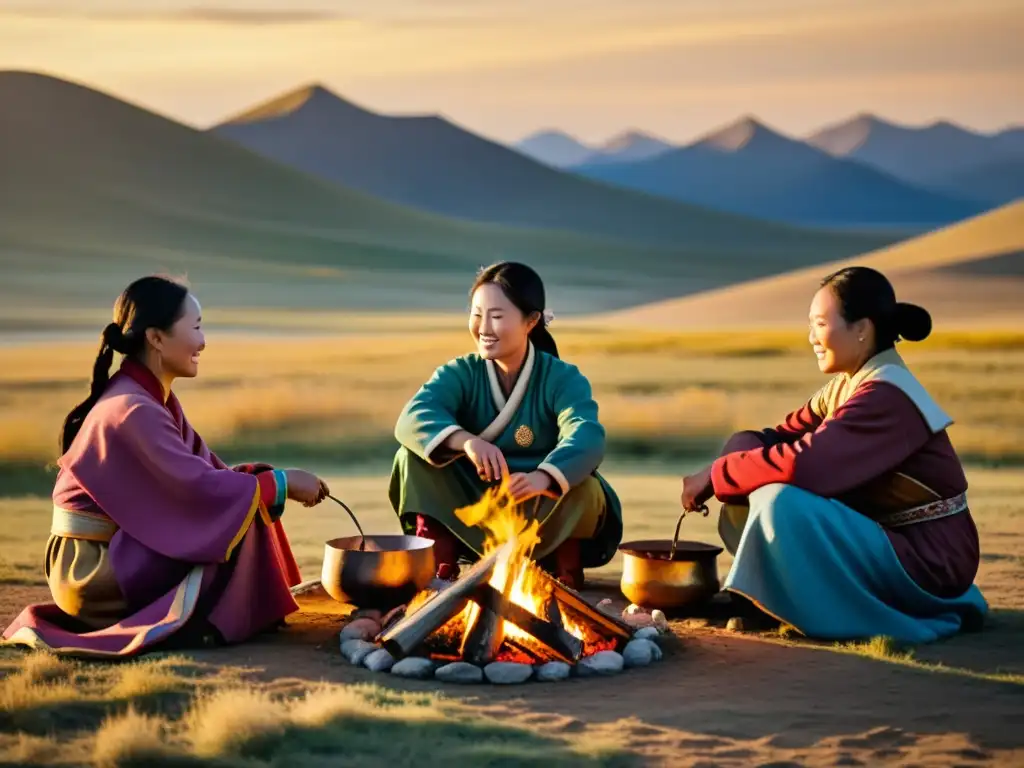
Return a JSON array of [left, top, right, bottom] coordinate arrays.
[[711, 381, 932, 502], [72, 399, 265, 564], [762, 401, 823, 443], [394, 358, 471, 466], [537, 365, 606, 495]]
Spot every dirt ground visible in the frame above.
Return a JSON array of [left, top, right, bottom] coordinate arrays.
[[4, 568, 1023, 768]]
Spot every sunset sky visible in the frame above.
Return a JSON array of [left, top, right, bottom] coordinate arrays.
[[1, 0, 1020, 144]]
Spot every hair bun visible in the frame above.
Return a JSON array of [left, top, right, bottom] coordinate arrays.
[[102, 322, 127, 352], [895, 302, 931, 342]]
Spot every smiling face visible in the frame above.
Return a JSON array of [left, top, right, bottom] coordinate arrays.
[[469, 282, 537, 362], [147, 293, 206, 379], [808, 286, 871, 375]]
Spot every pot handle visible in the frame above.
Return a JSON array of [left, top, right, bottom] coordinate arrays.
[[327, 494, 367, 550], [669, 503, 709, 560]]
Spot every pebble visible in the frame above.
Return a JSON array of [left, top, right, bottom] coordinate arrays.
[[340, 618, 382, 642], [352, 608, 383, 623], [621, 613, 655, 629], [484, 662, 533, 685], [435, 661, 484, 684], [340, 639, 378, 666], [596, 599, 617, 616], [622, 639, 654, 668], [624, 603, 644, 615], [390, 657, 436, 680], [633, 627, 661, 642], [651, 610, 669, 631], [726, 617, 745, 632], [649, 641, 664, 661], [363, 648, 395, 673], [535, 661, 571, 682], [576, 650, 624, 677]]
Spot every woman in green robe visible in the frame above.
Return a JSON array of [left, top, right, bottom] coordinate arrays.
[[388, 262, 623, 589]]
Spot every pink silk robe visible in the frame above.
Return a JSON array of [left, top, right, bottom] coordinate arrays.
[[2, 360, 302, 657]]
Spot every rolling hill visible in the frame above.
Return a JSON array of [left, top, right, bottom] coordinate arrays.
[[573, 117, 983, 228], [0, 71, 887, 328], [601, 200, 1024, 330], [808, 115, 1023, 205], [209, 84, 866, 248]]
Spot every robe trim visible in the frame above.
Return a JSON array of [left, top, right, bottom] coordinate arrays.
[[480, 343, 535, 443], [50, 506, 118, 543], [423, 424, 464, 466], [224, 485, 261, 562], [538, 462, 571, 496]]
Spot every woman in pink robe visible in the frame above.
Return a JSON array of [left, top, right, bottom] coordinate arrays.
[[2, 276, 331, 657]]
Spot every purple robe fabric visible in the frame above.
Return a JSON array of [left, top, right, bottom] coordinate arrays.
[[2, 361, 302, 656]]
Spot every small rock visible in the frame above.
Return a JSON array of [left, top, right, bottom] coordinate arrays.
[[391, 657, 435, 680], [340, 618, 381, 642], [622, 639, 654, 668], [624, 603, 644, 615], [649, 641, 664, 661], [651, 610, 668, 631], [633, 627, 661, 642], [726, 617, 745, 632], [576, 650, 624, 677], [364, 648, 395, 673], [484, 662, 533, 685], [622, 613, 655, 629], [340, 639, 378, 665], [435, 661, 484, 684], [596, 598, 617, 616], [535, 661, 571, 682], [352, 608, 383, 623]]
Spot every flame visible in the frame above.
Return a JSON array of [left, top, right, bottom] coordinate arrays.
[[412, 479, 612, 661]]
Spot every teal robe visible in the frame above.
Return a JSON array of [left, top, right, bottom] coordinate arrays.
[[388, 343, 623, 568]]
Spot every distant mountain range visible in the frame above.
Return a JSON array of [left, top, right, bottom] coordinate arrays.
[[518, 115, 1023, 226], [212, 84, 868, 248], [516, 130, 674, 168], [0, 71, 885, 318], [573, 117, 985, 228]]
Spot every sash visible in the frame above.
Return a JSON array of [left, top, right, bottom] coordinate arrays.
[[51, 506, 118, 544]]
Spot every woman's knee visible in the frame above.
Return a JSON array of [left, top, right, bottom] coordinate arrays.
[[748, 483, 820, 529]]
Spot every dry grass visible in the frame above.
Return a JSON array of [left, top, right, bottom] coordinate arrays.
[[0, 652, 633, 766], [2, 327, 1023, 476]]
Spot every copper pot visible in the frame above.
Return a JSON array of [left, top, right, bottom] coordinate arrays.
[[618, 507, 723, 609], [320, 496, 436, 610]]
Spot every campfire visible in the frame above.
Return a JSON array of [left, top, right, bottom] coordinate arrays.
[[378, 484, 634, 668]]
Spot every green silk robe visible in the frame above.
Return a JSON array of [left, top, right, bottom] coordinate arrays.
[[388, 342, 623, 568]]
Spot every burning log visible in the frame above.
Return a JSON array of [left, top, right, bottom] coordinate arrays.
[[379, 541, 512, 659], [469, 583, 583, 664], [535, 569, 634, 645]]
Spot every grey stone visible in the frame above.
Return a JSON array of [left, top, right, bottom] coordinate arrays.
[[576, 650, 624, 677], [340, 639, 378, 666], [483, 662, 533, 685], [651, 610, 668, 631], [390, 657, 436, 680], [363, 648, 395, 673], [649, 641, 664, 661], [633, 627, 661, 642], [340, 618, 381, 642], [535, 661, 571, 682], [622, 639, 654, 668], [435, 661, 484, 684]]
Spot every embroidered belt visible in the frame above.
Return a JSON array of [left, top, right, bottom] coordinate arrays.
[[51, 506, 118, 543], [876, 492, 968, 528]]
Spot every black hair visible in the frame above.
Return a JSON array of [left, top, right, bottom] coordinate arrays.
[[820, 266, 931, 353], [470, 261, 559, 358], [59, 275, 190, 454]]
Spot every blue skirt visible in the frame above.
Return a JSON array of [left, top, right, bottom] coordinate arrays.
[[723, 484, 988, 643]]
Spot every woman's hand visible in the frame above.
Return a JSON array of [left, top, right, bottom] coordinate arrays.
[[463, 437, 509, 482], [507, 471, 559, 503], [285, 469, 330, 507], [680, 465, 714, 512]]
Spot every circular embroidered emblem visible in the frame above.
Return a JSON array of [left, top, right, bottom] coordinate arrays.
[[514, 424, 535, 448]]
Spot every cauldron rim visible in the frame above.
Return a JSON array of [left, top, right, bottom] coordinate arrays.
[[618, 538, 723, 561], [325, 534, 434, 553]]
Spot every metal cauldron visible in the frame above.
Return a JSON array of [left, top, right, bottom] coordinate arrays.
[[320, 496, 436, 610], [618, 506, 723, 610]]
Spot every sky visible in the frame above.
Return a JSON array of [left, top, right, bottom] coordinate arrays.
[[1, 0, 1021, 145]]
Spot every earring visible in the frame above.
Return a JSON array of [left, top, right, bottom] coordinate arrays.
[[858, 336, 864, 342]]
